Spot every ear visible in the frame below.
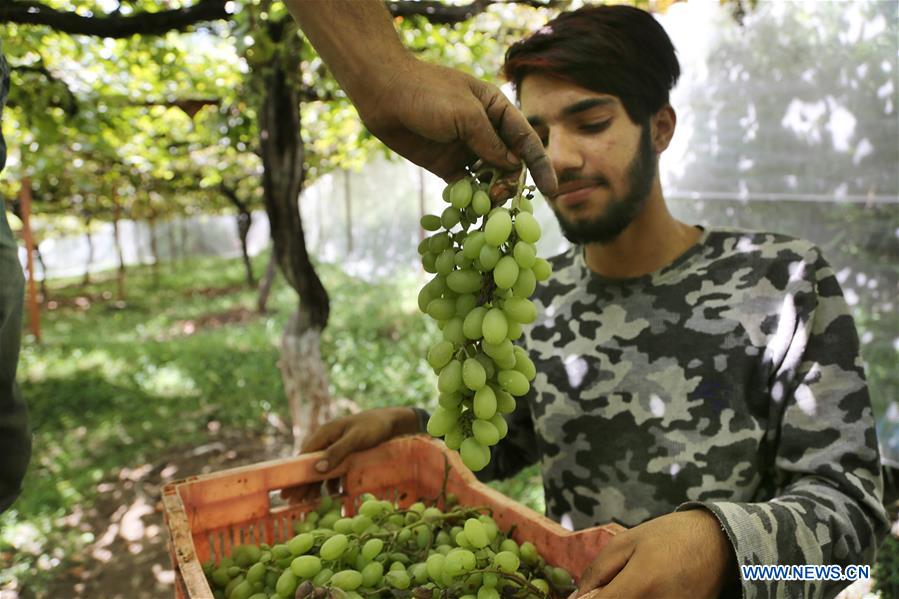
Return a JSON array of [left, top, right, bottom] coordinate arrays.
[[650, 105, 676, 153]]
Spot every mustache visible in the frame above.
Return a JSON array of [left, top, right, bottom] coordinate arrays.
[[552, 174, 609, 198]]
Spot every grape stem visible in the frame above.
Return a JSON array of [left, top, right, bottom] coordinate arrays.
[[469, 568, 549, 598]]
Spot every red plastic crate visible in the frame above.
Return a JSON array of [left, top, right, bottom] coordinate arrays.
[[163, 435, 623, 598]]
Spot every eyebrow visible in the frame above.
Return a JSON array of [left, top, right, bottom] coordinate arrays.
[[527, 97, 616, 127]]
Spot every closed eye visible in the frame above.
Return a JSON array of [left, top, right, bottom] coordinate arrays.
[[580, 121, 611, 133]]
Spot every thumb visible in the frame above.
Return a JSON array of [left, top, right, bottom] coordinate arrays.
[[317, 430, 364, 474], [578, 537, 633, 596]]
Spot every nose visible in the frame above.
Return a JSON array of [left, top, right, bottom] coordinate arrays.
[[546, 129, 584, 176]]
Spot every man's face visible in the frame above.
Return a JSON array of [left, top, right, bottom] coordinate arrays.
[[519, 74, 657, 245]]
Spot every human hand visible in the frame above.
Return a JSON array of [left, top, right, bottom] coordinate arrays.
[[358, 58, 557, 198], [575, 509, 737, 599], [280, 407, 420, 504]]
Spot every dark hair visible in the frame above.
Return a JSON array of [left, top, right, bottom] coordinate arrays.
[[503, 5, 680, 124]]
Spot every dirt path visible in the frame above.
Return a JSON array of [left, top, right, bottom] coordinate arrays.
[[27, 428, 293, 599]]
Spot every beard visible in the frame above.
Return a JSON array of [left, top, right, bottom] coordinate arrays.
[[551, 123, 656, 245]]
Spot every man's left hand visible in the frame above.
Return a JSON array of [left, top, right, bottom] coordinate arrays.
[[576, 509, 737, 599]]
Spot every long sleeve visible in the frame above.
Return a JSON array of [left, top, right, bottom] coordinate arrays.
[[677, 247, 889, 599]]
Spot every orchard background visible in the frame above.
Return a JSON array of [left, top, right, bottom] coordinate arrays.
[[0, 0, 896, 597]]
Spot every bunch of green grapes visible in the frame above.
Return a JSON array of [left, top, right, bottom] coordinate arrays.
[[417, 172, 550, 472], [203, 492, 575, 599]]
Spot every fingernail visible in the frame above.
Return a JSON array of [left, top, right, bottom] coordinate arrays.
[[315, 460, 329, 473]]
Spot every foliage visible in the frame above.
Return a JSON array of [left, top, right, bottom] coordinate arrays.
[[874, 533, 899, 599]]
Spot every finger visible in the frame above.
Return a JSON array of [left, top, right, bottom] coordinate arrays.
[[473, 82, 558, 197], [459, 82, 522, 170], [591, 560, 647, 599], [301, 419, 348, 455], [318, 430, 365, 473], [578, 538, 633, 595]]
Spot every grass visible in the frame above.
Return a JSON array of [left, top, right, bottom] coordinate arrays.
[[0, 252, 543, 595]]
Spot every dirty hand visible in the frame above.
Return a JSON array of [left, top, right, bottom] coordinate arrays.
[[357, 58, 557, 199], [575, 509, 737, 599], [281, 407, 420, 503]]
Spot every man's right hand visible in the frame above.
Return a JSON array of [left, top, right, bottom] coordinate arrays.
[[281, 407, 421, 504]]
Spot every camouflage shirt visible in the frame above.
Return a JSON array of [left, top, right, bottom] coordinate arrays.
[[465, 226, 887, 598]]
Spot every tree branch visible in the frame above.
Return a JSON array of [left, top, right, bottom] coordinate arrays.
[[386, 0, 559, 24], [0, 0, 229, 38]]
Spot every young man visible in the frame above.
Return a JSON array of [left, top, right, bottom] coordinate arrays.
[[300, 6, 888, 598]]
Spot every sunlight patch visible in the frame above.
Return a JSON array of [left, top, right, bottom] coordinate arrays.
[[135, 363, 200, 397]]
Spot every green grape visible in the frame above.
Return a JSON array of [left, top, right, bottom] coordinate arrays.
[[397, 528, 413, 543], [320, 534, 349, 561], [482, 338, 513, 362], [477, 587, 500, 599], [389, 562, 407, 573], [472, 419, 500, 446], [435, 249, 456, 276], [463, 519, 489, 549], [426, 553, 446, 581], [287, 533, 314, 556], [290, 555, 322, 579], [444, 550, 465, 577], [421, 252, 437, 273], [226, 565, 241, 578], [418, 238, 431, 255], [386, 569, 411, 589], [245, 594, 267, 599], [420, 214, 442, 231], [473, 386, 497, 420], [417, 289, 434, 314], [427, 298, 456, 322], [493, 550, 520, 574], [455, 530, 472, 549], [460, 438, 490, 472], [462, 231, 486, 259], [361, 561, 384, 587], [223, 574, 244, 598], [484, 210, 512, 247], [518, 195, 534, 213], [519, 541, 539, 565], [442, 185, 452, 203], [443, 317, 466, 345], [246, 562, 267, 585], [435, 530, 451, 545], [499, 539, 519, 555], [235, 544, 262, 567], [513, 347, 537, 381], [474, 352, 496, 379], [495, 389, 516, 414], [512, 241, 537, 269], [455, 252, 473, 269], [549, 566, 574, 588], [271, 544, 291, 560], [495, 348, 518, 370], [410, 563, 429, 585], [503, 297, 537, 324], [447, 269, 483, 294], [456, 294, 478, 317], [211, 567, 230, 588], [275, 571, 298, 598], [361, 538, 384, 561], [416, 525, 433, 549], [334, 517, 354, 534], [478, 244, 501, 271], [450, 178, 473, 209], [423, 507, 443, 522], [427, 406, 460, 437], [437, 360, 463, 394], [319, 511, 340, 528], [482, 573, 499, 588], [498, 370, 530, 396], [462, 306, 488, 340], [352, 514, 373, 534], [531, 579, 550, 595], [513, 211, 541, 244], [471, 189, 491, 215], [493, 256, 520, 289], [512, 268, 537, 298], [532, 257, 552, 281], [478, 515, 498, 541], [462, 358, 487, 391], [331, 570, 364, 591], [230, 580, 253, 599], [481, 309, 508, 345], [444, 425, 464, 450], [441, 206, 462, 229], [428, 232, 451, 253], [439, 392, 464, 409], [312, 568, 333, 586], [489, 413, 508, 439]]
